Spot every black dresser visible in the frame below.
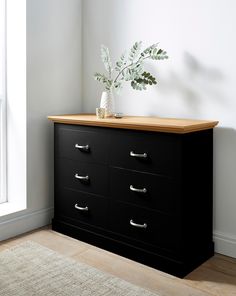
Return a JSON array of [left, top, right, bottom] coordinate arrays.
[[48, 114, 218, 277]]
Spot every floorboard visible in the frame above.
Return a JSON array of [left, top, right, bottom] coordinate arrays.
[[1, 226, 236, 296]]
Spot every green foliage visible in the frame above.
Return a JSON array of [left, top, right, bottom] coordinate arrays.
[[131, 72, 157, 91], [113, 81, 123, 93], [100, 45, 112, 77], [142, 43, 159, 55], [123, 63, 144, 81], [115, 52, 126, 72], [94, 72, 112, 91], [128, 41, 142, 62], [94, 41, 168, 93], [150, 48, 168, 60]]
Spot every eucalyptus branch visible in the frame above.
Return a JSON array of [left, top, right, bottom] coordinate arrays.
[[113, 62, 133, 83], [94, 42, 168, 93], [114, 55, 151, 83]]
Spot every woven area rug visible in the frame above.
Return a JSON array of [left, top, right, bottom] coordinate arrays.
[[0, 241, 159, 296]]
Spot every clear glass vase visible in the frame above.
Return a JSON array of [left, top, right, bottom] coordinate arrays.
[[100, 90, 115, 117]]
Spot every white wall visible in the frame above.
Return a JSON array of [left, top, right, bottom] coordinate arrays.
[[82, 0, 236, 257], [0, 0, 82, 240], [27, 0, 82, 211]]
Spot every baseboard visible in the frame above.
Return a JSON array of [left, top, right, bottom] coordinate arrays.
[[214, 231, 236, 258], [0, 207, 54, 241]]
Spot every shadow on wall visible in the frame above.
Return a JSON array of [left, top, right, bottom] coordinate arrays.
[[147, 52, 228, 116], [213, 127, 236, 235]]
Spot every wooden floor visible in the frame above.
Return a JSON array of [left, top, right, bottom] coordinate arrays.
[[0, 226, 236, 296]]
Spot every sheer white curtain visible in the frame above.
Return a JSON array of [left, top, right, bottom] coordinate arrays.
[[0, 0, 7, 203]]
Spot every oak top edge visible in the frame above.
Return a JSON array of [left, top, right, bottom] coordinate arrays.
[[47, 114, 218, 134]]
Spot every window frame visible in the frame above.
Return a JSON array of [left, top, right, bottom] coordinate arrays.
[[0, 0, 7, 204]]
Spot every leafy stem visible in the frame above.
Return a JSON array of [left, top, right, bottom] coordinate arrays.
[[113, 62, 132, 83], [94, 41, 168, 93], [113, 55, 151, 84]]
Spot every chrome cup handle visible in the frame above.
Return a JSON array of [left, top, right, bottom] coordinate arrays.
[[130, 185, 147, 193], [75, 173, 89, 180], [75, 204, 88, 211], [130, 151, 147, 158], [130, 219, 147, 229], [75, 144, 90, 151]]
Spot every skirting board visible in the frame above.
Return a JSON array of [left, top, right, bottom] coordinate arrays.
[[0, 207, 53, 241], [214, 231, 236, 258]]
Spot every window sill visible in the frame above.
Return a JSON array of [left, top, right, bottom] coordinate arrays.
[[0, 202, 26, 218]]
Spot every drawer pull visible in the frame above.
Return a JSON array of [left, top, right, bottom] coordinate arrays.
[[130, 219, 147, 229], [130, 151, 147, 158], [130, 185, 147, 193], [75, 144, 90, 151], [74, 204, 88, 211], [75, 173, 89, 181]]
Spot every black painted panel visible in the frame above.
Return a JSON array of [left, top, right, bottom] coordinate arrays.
[[55, 125, 110, 164], [55, 188, 108, 228], [110, 201, 181, 252], [110, 167, 181, 215], [110, 129, 181, 177], [56, 159, 108, 196]]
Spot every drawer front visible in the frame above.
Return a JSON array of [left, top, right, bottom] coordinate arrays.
[[55, 188, 108, 227], [110, 130, 181, 177], [55, 125, 110, 164], [110, 201, 180, 251], [56, 159, 108, 196], [110, 167, 180, 215]]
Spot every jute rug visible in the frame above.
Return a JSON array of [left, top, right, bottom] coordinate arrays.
[[0, 241, 159, 296]]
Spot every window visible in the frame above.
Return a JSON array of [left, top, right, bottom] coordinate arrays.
[[0, 0, 7, 203], [0, 0, 26, 215]]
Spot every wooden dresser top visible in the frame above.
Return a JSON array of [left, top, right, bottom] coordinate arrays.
[[48, 114, 218, 134]]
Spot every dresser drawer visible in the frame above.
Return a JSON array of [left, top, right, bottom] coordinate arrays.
[[55, 188, 108, 227], [110, 130, 181, 177], [55, 125, 110, 164], [110, 201, 181, 251], [110, 167, 180, 215], [56, 159, 108, 196]]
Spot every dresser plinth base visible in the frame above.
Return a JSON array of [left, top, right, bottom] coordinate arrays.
[[52, 218, 214, 278]]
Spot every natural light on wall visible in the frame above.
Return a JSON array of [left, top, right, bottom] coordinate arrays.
[[0, 0, 7, 204], [0, 0, 26, 214]]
